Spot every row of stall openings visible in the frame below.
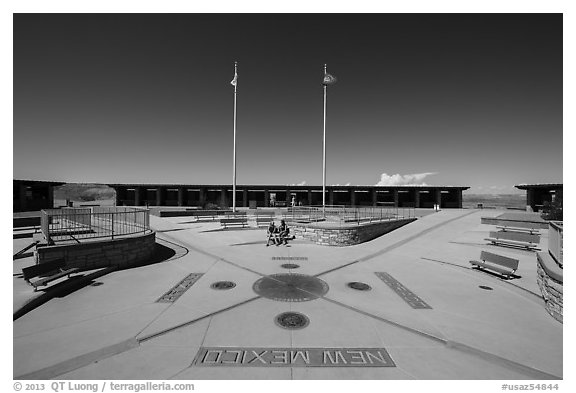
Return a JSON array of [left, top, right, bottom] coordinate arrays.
[[115, 187, 462, 208]]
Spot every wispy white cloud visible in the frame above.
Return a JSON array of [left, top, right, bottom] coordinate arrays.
[[286, 180, 308, 186], [375, 172, 438, 186]]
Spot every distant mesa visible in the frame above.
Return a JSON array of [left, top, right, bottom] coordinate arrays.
[[54, 183, 116, 202]]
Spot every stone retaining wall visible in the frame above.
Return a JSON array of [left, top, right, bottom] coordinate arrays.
[[35, 232, 156, 271], [292, 218, 416, 246], [536, 252, 563, 323]]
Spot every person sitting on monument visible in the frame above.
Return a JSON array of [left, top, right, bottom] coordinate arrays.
[[266, 221, 280, 246], [278, 219, 294, 245]]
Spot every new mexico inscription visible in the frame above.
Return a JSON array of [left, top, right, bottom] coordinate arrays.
[[193, 347, 396, 367]]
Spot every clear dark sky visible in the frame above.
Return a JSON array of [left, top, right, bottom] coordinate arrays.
[[13, 14, 563, 193]]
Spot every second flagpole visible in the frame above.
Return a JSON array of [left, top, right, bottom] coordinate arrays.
[[232, 61, 237, 212], [322, 64, 327, 217]]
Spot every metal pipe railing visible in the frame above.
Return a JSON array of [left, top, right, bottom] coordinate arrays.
[[284, 205, 415, 227], [41, 207, 151, 244], [548, 221, 563, 267]]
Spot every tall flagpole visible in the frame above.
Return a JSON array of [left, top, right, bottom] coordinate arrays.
[[322, 64, 327, 216], [232, 61, 238, 212]]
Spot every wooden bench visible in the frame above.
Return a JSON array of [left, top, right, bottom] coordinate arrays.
[[485, 231, 540, 251], [189, 210, 232, 221], [255, 213, 276, 227], [224, 211, 247, 219], [220, 217, 249, 229], [496, 225, 540, 235], [469, 251, 519, 278], [21, 258, 79, 291]]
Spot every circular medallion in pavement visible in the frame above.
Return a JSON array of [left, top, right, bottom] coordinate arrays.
[[280, 263, 300, 269], [479, 285, 493, 291], [275, 312, 310, 330], [211, 281, 236, 290], [253, 273, 329, 302], [347, 281, 372, 291]]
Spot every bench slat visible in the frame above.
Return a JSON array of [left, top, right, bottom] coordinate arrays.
[[31, 268, 80, 288], [221, 218, 248, 223], [495, 221, 542, 230], [22, 258, 66, 281], [485, 238, 539, 250], [469, 260, 515, 276], [220, 217, 248, 229], [479, 251, 519, 270], [488, 231, 540, 244], [496, 226, 540, 234]]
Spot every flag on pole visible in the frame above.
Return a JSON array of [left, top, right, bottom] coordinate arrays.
[[230, 73, 237, 87], [322, 73, 337, 85]]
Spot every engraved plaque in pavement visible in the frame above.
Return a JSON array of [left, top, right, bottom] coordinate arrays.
[[193, 347, 396, 367], [375, 272, 432, 309], [156, 273, 203, 303]]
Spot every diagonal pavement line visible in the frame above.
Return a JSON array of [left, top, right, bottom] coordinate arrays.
[[22, 275, 261, 379], [135, 251, 229, 338], [15, 338, 139, 380], [445, 341, 561, 380], [319, 295, 560, 380], [157, 232, 268, 278], [165, 308, 218, 379], [157, 232, 328, 293], [319, 296, 447, 344], [158, 232, 339, 318], [165, 314, 215, 380], [419, 257, 543, 301], [15, 300, 158, 340], [315, 210, 479, 278], [138, 295, 262, 343]]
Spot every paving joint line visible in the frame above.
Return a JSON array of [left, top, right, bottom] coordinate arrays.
[[320, 296, 560, 379], [445, 341, 561, 379], [159, 229, 340, 295], [15, 299, 159, 340], [168, 310, 217, 378], [138, 296, 262, 343], [315, 210, 478, 278], [27, 296, 264, 379], [15, 338, 139, 380], [419, 257, 544, 301], [320, 296, 447, 344], [157, 231, 268, 278], [135, 255, 230, 338]]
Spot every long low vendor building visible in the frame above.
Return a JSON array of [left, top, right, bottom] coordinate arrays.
[[110, 184, 469, 209], [13, 180, 470, 211]]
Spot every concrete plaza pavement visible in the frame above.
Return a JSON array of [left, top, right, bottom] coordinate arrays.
[[13, 209, 562, 379]]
